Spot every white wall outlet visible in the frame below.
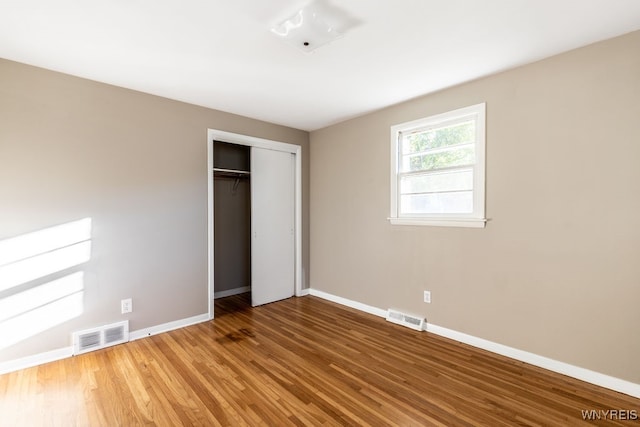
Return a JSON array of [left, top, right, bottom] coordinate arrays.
[[423, 291, 431, 304], [121, 298, 132, 314]]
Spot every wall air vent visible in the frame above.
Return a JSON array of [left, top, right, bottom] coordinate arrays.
[[72, 320, 129, 355], [386, 309, 425, 331]]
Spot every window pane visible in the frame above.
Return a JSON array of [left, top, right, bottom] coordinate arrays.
[[400, 169, 473, 195], [402, 120, 474, 154], [402, 144, 474, 172], [391, 102, 485, 223], [400, 191, 473, 214]]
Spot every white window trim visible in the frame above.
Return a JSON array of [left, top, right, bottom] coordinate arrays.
[[389, 103, 487, 228]]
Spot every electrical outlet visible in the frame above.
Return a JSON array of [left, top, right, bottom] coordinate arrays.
[[121, 298, 132, 314], [423, 291, 431, 304]]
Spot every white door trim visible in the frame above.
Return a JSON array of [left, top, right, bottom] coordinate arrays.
[[207, 129, 302, 319]]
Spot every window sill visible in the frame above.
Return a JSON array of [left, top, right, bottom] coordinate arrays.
[[388, 217, 486, 228]]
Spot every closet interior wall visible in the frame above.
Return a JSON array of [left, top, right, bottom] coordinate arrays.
[[213, 141, 251, 298]]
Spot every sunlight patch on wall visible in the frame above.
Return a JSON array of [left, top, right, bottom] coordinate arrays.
[[0, 218, 91, 349], [0, 273, 84, 350], [0, 218, 92, 292]]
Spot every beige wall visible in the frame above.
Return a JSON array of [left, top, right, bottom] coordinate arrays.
[[310, 31, 640, 383], [0, 58, 309, 363]]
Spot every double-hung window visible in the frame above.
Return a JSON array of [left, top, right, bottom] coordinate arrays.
[[390, 103, 486, 228]]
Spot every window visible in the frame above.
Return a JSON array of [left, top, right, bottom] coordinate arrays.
[[390, 103, 486, 228]]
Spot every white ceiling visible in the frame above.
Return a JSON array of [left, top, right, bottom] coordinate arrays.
[[1, 0, 640, 131]]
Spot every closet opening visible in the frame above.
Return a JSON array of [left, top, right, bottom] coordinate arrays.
[[213, 141, 252, 313], [207, 129, 303, 320]]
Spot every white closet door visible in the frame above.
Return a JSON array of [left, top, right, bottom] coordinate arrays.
[[251, 147, 295, 306]]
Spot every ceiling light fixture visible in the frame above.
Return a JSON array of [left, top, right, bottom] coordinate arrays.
[[271, 1, 344, 53]]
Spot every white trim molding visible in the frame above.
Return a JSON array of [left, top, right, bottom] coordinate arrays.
[[306, 288, 640, 399], [388, 217, 486, 228], [0, 346, 73, 376], [0, 313, 211, 375], [424, 323, 640, 399], [389, 103, 486, 228], [297, 288, 311, 297], [207, 129, 303, 318], [308, 288, 387, 318], [129, 313, 210, 341]]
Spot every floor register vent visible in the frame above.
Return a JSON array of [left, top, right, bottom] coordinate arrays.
[[386, 309, 425, 331], [72, 320, 129, 355]]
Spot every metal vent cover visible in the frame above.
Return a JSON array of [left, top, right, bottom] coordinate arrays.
[[72, 320, 129, 355], [104, 325, 125, 344], [386, 309, 425, 331], [78, 331, 101, 352]]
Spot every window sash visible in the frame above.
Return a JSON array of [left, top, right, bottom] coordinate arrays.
[[390, 102, 486, 226], [401, 117, 476, 153], [400, 142, 475, 174], [399, 167, 474, 195]]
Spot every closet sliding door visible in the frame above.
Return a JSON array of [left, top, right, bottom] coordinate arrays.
[[250, 147, 295, 307]]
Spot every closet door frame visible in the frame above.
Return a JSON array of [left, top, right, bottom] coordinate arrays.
[[206, 129, 302, 319]]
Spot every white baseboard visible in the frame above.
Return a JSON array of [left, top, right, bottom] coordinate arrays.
[[297, 288, 310, 297], [129, 313, 210, 341], [307, 288, 640, 399], [0, 313, 211, 375], [309, 289, 387, 317], [214, 286, 250, 299], [0, 346, 73, 376]]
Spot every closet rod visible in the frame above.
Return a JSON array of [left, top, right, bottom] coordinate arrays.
[[213, 167, 250, 175]]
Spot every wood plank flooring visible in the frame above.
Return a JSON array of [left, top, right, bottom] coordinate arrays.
[[1, 294, 638, 426]]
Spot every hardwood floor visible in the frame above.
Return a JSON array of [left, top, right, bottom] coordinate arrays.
[[1, 294, 638, 426]]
